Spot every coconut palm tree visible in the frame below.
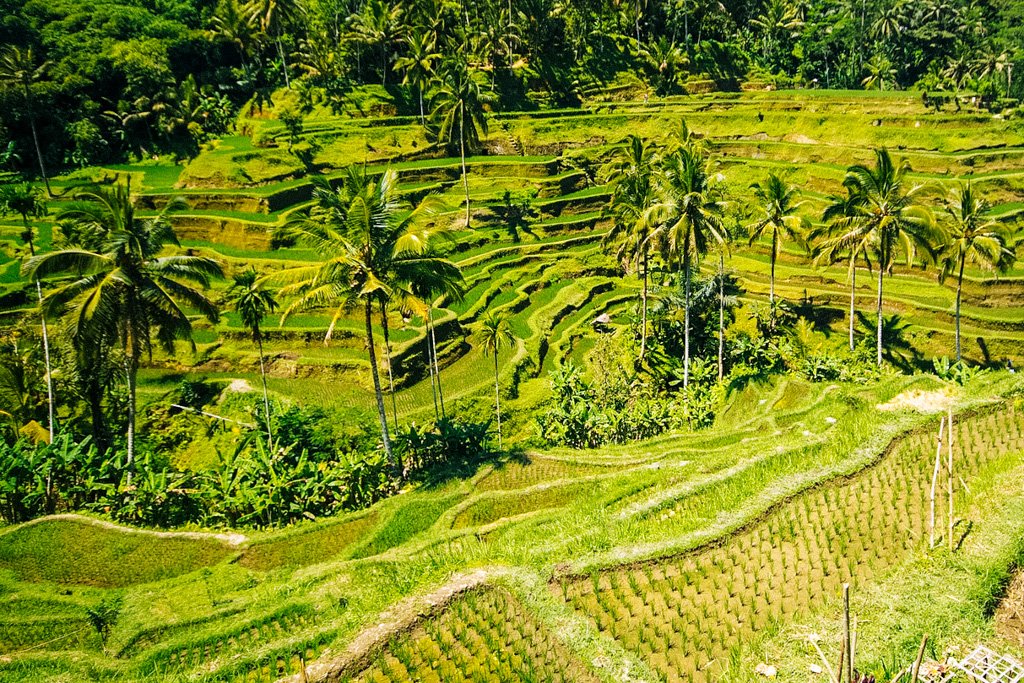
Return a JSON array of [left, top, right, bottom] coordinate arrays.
[[271, 168, 462, 473], [475, 310, 517, 449], [603, 135, 658, 361], [430, 56, 493, 229], [349, 0, 406, 85], [1, 183, 54, 441], [395, 30, 441, 124], [245, 0, 302, 88], [814, 188, 875, 352], [23, 185, 222, 483], [747, 173, 809, 329], [0, 47, 52, 195], [647, 146, 727, 388], [227, 269, 278, 448], [840, 148, 938, 366], [939, 183, 1015, 362]]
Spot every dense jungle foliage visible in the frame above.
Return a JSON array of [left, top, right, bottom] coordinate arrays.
[[0, 0, 1023, 174]]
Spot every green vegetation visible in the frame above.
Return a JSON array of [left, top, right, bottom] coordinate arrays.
[[1, 5, 1024, 675]]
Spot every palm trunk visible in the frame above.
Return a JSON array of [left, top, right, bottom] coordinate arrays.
[[277, 36, 291, 89], [426, 310, 439, 420], [493, 354, 502, 449], [876, 258, 884, 367], [769, 229, 777, 332], [365, 300, 396, 472], [955, 257, 965, 363], [683, 248, 691, 389], [419, 87, 425, 126], [640, 250, 648, 361], [379, 298, 399, 431], [718, 251, 725, 382], [429, 307, 445, 418], [25, 90, 51, 196], [25, 231, 54, 445], [256, 331, 273, 450], [125, 355, 138, 487], [849, 255, 857, 352], [38, 281, 54, 438], [460, 114, 471, 229]]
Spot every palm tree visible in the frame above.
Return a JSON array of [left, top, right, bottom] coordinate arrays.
[[603, 135, 658, 361], [747, 173, 809, 329], [395, 30, 440, 124], [431, 57, 493, 229], [23, 185, 222, 482], [245, 0, 302, 88], [750, 0, 803, 69], [839, 148, 938, 366], [227, 269, 278, 448], [861, 54, 896, 91], [349, 0, 406, 85], [271, 168, 462, 472], [939, 183, 1015, 362], [0, 47, 52, 195], [814, 188, 875, 352], [647, 147, 727, 388], [0, 183, 54, 441], [209, 0, 259, 78], [475, 310, 517, 449]]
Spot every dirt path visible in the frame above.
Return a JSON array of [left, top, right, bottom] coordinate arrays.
[[996, 571, 1024, 649], [282, 568, 505, 683], [0, 513, 247, 546]]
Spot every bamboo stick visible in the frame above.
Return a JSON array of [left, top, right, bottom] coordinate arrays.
[[930, 415, 945, 549], [948, 408, 954, 551], [844, 584, 853, 683], [910, 635, 929, 683]]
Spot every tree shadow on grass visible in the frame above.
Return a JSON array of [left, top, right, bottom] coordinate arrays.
[[411, 446, 530, 490]]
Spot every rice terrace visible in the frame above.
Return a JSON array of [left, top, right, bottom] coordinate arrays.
[[2, 1, 1024, 682]]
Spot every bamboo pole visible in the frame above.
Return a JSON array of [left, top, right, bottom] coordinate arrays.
[[844, 584, 853, 683], [910, 635, 929, 683], [930, 416, 945, 549], [948, 408, 954, 551]]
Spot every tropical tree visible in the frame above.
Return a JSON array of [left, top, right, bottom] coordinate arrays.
[[430, 57, 493, 229], [836, 148, 938, 366], [747, 172, 809, 329], [227, 269, 278, 448], [750, 0, 803, 70], [0, 47, 52, 195], [1, 183, 54, 440], [814, 188, 875, 352], [938, 183, 1015, 362], [246, 0, 303, 88], [395, 30, 441, 123], [23, 185, 223, 481], [0, 183, 46, 256], [647, 146, 727, 388], [603, 135, 658, 361], [861, 54, 896, 90], [349, 0, 406, 85], [271, 168, 462, 473], [475, 310, 517, 449]]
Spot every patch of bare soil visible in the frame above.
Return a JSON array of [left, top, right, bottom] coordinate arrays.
[[996, 571, 1024, 649], [876, 388, 955, 414]]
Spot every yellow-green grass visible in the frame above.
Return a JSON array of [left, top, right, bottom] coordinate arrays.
[[0, 517, 237, 587], [238, 510, 380, 571]]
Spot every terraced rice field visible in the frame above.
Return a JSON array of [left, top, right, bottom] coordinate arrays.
[[2, 375, 1024, 683], [5, 91, 1022, 428], [3, 91, 1024, 683], [334, 399, 1024, 683]]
